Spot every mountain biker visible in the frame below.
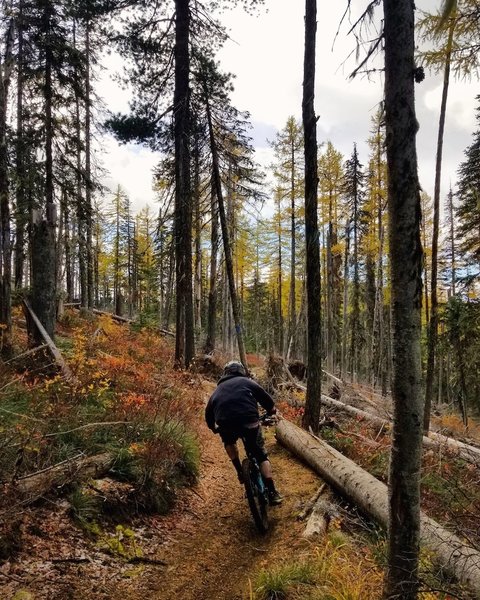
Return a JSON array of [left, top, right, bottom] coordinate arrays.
[[205, 360, 283, 506]]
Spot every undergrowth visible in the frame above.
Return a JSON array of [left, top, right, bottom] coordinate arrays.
[[250, 533, 452, 600], [251, 536, 384, 600], [0, 309, 202, 539]]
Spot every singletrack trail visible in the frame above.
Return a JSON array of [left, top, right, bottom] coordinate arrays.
[[1, 381, 320, 600], [128, 383, 320, 600]]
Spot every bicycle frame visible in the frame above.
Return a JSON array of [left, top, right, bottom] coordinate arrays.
[[241, 443, 269, 533]]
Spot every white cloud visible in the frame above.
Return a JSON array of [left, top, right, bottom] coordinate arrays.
[[93, 0, 478, 214], [99, 135, 159, 214]]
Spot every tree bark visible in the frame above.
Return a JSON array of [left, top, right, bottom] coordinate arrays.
[[302, 0, 322, 433], [383, 0, 424, 596], [276, 419, 480, 597], [287, 139, 297, 359], [205, 95, 248, 371], [85, 20, 94, 309], [425, 17, 455, 434], [14, 0, 26, 290], [204, 182, 219, 354], [32, 1, 56, 341], [173, 0, 194, 368], [0, 19, 15, 357]]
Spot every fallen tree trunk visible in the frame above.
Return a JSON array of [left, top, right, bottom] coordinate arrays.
[[2, 452, 115, 507], [321, 394, 389, 429], [92, 309, 132, 324], [159, 327, 175, 338], [22, 300, 77, 383], [320, 395, 480, 467], [276, 419, 480, 596], [427, 430, 480, 464], [303, 495, 339, 539]]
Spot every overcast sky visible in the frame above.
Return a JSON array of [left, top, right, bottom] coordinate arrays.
[[98, 0, 478, 215]]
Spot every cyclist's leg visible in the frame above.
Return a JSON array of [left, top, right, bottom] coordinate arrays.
[[243, 427, 282, 504], [218, 426, 243, 482]]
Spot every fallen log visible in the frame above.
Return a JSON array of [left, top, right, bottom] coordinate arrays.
[[321, 394, 390, 429], [22, 300, 77, 383], [320, 395, 480, 467], [323, 370, 343, 388], [276, 419, 480, 596], [427, 431, 480, 464], [92, 309, 132, 324], [303, 495, 339, 539], [297, 483, 326, 521], [2, 452, 115, 507], [159, 327, 175, 338]]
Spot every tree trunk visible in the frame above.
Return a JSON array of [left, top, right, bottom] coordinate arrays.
[[85, 21, 94, 309], [319, 392, 480, 466], [350, 176, 360, 381], [276, 193, 283, 355], [383, 0, 425, 596], [341, 221, 350, 379], [276, 419, 480, 597], [0, 19, 15, 357], [204, 182, 219, 354], [64, 196, 73, 302], [174, 0, 194, 368], [193, 140, 202, 334], [205, 95, 248, 371], [31, 1, 56, 341], [425, 17, 455, 434], [287, 144, 297, 359], [14, 1, 26, 289], [302, 0, 322, 433], [74, 20, 87, 309]]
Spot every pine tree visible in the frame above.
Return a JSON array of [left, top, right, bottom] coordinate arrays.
[[270, 116, 304, 359], [319, 141, 344, 372], [343, 144, 365, 380], [456, 96, 480, 283]]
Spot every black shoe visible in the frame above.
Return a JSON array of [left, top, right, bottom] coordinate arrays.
[[237, 471, 244, 484], [268, 490, 283, 506]]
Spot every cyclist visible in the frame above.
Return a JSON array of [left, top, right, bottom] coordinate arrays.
[[205, 360, 283, 506]]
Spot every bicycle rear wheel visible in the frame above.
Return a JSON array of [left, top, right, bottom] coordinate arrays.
[[242, 458, 268, 533]]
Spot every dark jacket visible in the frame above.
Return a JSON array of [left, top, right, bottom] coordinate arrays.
[[205, 374, 275, 432]]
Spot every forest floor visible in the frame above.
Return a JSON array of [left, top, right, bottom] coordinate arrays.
[[2, 312, 478, 600], [1, 377, 325, 600]]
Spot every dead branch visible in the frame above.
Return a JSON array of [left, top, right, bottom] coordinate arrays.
[[3, 344, 49, 364], [44, 421, 131, 438], [297, 483, 326, 521], [22, 299, 77, 384]]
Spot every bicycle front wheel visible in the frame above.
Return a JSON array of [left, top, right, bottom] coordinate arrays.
[[242, 458, 268, 534]]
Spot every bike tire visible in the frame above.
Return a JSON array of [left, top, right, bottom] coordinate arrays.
[[242, 458, 268, 534]]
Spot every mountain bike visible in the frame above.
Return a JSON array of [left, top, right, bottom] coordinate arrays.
[[241, 413, 276, 534]]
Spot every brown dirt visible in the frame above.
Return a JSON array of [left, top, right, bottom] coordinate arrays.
[[1, 381, 321, 600]]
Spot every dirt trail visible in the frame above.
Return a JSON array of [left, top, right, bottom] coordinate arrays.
[[128, 387, 321, 600], [2, 383, 321, 600]]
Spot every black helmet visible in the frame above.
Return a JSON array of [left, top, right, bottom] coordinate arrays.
[[223, 360, 246, 377]]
